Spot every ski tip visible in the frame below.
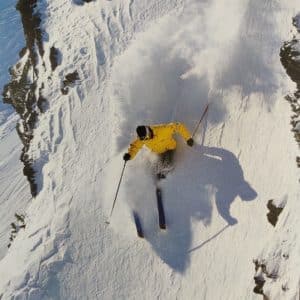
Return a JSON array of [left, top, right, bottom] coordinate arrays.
[[105, 221, 110, 225]]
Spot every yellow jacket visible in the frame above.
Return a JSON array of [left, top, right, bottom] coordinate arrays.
[[128, 122, 192, 159]]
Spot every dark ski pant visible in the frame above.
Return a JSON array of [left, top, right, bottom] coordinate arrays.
[[159, 149, 174, 166], [156, 150, 175, 179]]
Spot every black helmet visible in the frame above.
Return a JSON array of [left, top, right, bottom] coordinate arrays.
[[136, 125, 153, 140], [136, 126, 146, 139]]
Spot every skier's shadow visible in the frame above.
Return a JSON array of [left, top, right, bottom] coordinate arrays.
[[145, 144, 257, 273]]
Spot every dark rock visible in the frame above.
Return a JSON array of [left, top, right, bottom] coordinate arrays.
[[280, 19, 300, 167], [61, 71, 80, 95], [49, 46, 62, 71], [266, 199, 284, 227]]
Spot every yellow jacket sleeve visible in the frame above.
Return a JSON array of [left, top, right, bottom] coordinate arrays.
[[128, 139, 144, 159], [170, 122, 192, 141]]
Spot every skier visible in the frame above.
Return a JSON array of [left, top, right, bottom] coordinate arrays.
[[123, 122, 194, 179]]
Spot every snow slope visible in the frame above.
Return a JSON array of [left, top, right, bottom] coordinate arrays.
[[0, 0, 299, 299], [0, 0, 30, 260], [0, 0, 24, 123]]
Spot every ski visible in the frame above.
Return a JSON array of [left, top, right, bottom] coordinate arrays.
[[133, 211, 144, 238], [156, 187, 166, 230]]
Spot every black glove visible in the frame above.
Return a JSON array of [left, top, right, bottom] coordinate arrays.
[[187, 138, 194, 147], [123, 153, 131, 161]]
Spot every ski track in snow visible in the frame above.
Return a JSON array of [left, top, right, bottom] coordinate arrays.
[[0, 0, 300, 299]]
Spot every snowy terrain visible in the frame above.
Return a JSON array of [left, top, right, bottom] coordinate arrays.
[[0, 0, 300, 299], [0, 1, 21, 123], [0, 0, 30, 261]]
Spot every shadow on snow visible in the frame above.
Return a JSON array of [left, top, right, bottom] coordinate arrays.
[[131, 144, 257, 273]]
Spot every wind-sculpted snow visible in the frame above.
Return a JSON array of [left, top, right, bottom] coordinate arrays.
[[0, 0, 31, 262], [1, 0, 300, 299], [0, 2, 24, 124]]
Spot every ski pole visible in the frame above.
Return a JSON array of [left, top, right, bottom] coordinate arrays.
[[191, 103, 209, 138], [106, 161, 127, 223]]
